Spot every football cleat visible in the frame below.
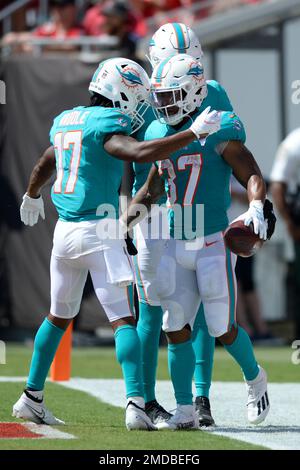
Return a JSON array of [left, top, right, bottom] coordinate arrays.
[[126, 401, 157, 431], [145, 399, 173, 425], [195, 396, 215, 427], [245, 366, 270, 424], [12, 390, 65, 425], [156, 404, 199, 430]]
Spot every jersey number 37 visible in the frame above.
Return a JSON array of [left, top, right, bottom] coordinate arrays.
[[159, 154, 203, 206]]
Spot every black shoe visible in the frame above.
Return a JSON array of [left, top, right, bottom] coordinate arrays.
[[145, 399, 173, 425], [195, 396, 215, 427]]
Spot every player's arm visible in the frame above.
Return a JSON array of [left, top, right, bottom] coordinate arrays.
[[222, 141, 266, 202], [270, 143, 300, 239], [121, 165, 164, 231], [271, 182, 289, 221], [26, 146, 56, 197], [222, 141, 269, 239], [104, 107, 221, 163], [271, 181, 299, 240], [20, 146, 56, 226], [104, 130, 196, 163]]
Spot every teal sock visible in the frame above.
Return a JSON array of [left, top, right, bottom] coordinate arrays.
[[27, 318, 65, 390], [137, 302, 163, 403], [114, 325, 144, 398], [224, 326, 259, 381], [192, 304, 215, 398], [168, 339, 195, 405]]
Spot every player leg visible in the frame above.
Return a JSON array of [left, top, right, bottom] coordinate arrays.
[[133, 216, 172, 424], [192, 304, 216, 426], [197, 233, 270, 425], [13, 254, 88, 425], [155, 239, 200, 430], [89, 247, 156, 431]]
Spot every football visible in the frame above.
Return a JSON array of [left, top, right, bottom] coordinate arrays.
[[224, 220, 264, 257]]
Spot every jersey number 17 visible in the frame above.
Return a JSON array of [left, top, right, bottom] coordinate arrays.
[[53, 131, 82, 194]]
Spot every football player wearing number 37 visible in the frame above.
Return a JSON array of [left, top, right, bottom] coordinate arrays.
[[123, 54, 274, 430], [16, 57, 220, 431]]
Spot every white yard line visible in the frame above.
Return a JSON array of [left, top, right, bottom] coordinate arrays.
[[2, 376, 300, 449], [25, 423, 75, 439], [0, 377, 27, 382], [59, 378, 300, 450]]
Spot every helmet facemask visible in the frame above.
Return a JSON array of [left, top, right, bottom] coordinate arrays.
[[128, 100, 150, 134], [113, 91, 150, 134], [151, 54, 208, 126], [151, 81, 207, 126]]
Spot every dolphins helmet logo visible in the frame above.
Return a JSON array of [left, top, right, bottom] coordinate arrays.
[[187, 62, 204, 83], [116, 65, 144, 88]]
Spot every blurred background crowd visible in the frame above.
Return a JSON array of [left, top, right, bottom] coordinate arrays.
[[1, 0, 300, 348], [1, 0, 265, 57]]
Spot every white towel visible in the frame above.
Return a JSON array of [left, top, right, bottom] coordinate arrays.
[[103, 241, 134, 287]]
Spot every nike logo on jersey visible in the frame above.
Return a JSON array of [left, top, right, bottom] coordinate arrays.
[[205, 240, 219, 247]]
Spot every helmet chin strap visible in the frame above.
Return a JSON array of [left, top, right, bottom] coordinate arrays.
[[185, 114, 194, 125], [145, 53, 153, 67]]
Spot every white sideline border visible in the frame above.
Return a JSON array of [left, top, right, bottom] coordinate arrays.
[[60, 378, 300, 450], [1, 377, 300, 449]]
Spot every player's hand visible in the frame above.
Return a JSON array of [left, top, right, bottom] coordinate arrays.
[[234, 200, 267, 240], [189, 106, 221, 144], [20, 193, 45, 226]]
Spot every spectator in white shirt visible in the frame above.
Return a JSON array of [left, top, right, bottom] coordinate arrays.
[[271, 128, 300, 339]]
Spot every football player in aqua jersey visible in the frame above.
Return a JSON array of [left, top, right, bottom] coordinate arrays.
[[123, 23, 234, 427], [124, 54, 273, 430], [14, 57, 220, 431]]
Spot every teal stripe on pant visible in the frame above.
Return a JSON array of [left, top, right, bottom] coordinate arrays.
[[225, 247, 237, 330], [132, 255, 147, 304]]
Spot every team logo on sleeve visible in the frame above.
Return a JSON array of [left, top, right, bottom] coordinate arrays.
[[116, 66, 144, 88], [233, 119, 242, 131], [117, 117, 129, 127]]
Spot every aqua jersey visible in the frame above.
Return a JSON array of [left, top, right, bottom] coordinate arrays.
[[144, 110, 246, 238], [49, 106, 131, 222], [131, 79, 233, 196]]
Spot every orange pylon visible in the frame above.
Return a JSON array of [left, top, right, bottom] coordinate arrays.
[[50, 322, 73, 381]]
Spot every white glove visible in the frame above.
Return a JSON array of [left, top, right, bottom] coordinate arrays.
[[189, 106, 222, 145], [20, 193, 45, 226], [234, 200, 267, 240]]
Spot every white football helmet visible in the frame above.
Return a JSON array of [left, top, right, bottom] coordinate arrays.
[[151, 54, 207, 125], [89, 58, 150, 133], [148, 23, 204, 68]]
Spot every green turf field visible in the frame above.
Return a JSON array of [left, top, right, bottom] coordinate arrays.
[[0, 345, 297, 450]]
